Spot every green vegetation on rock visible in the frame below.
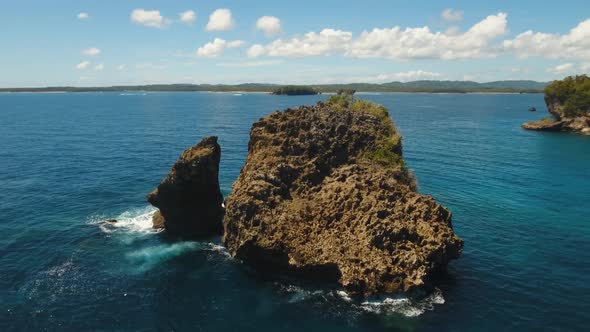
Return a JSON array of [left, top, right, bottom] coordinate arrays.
[[326, 95, 403, 166], [545, 75, 590, 117], [336, 88, 356, 96]]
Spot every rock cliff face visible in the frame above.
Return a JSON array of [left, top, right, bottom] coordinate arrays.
[[523, 100, 590, 134], [223, 99, 463, 296], [147, 136, 224, 237], [523, 76, 590, 135]]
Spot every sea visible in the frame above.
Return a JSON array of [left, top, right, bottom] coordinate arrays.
[[1, 92, 589, 331]]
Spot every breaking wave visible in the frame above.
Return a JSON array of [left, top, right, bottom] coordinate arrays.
[[278, 283, 445, 317], [89, 206, 160, 235]]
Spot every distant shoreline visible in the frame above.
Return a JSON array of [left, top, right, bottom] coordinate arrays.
[[0, 90, 544, 95], [0, 80, 548, 94]]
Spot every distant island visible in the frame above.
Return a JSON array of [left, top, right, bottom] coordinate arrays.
[[0, 80, 549, 94], [522, 75, 590, 135], [271, 85, 319, 95]]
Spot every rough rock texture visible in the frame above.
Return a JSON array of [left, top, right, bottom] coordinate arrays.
[[523, 99, 590, 134], [147, 136, 224, 237], [521, 118, 564, 131], [223, 101, 463, 296]]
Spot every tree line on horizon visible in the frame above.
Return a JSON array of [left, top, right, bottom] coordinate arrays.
[[0, 80, 551, 94]]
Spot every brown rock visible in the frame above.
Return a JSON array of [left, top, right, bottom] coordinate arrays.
[[523, 90, 590, 134], [147, 136, 224, 237], [522, 118, 564, 131], [152, 210, 165, 229], [223, 99, 463, 297]]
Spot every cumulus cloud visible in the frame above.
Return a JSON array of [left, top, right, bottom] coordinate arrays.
[[349, 13, 508, 60], [81, 47, 101, 56], [94, 63, 104, 71], [248, 13, 508, 60], [76, 61, 90, 70], [379, 70, 442, 82], [503, 19, 590, 60], [216, 60, 283, 67], [442, 9, 464, 22], [256, 16, 282, 37], [352, 70, 442, 83], [206, 8, 234, 31], [196, 38, 244, 58], [248, 29, 352, 57], [77, 12, 89, 20], [117, 64, 126, 71], [131, 9, 167, 28], [547, 63, 575, 75], [179, 10, 196, 24]]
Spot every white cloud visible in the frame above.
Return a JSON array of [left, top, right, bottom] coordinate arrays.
[[547, 63, 575, 75], [356, 70, 442, 83], [76, 61, 90, 70], [256, 16, 282, 37], [248, 29, 352, 57], [442, 9, 464, 22], [504, 19, 590, 60], [196, 38, 244, 58], [349, 13, 508, 60], [117, 64, 126, 71], [582, 63, 590, 72], [216, 60, 283, 68], [94, 63, 104, 71], [179, 10, 196, 24], [206, 8, 234, 31], [248, 13, 508, 60], [81, 47, 101, 56], [380, 70, 442, 82], [77, 12, 89, 20], [131, 9, 167, 28]]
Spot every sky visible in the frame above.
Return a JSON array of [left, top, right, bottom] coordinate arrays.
[[1, 0, 590, 87]]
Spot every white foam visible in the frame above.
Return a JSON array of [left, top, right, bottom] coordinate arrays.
[[91, 206, 160, 235], [336, 290, 353, 302], [126, 241, 231, 272], [359, 288, 445, 317], [207, 243, 231, 258], [126, 242, 200, 271]]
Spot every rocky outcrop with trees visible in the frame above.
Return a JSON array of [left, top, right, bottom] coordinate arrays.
[[523, 75, 590, 135]]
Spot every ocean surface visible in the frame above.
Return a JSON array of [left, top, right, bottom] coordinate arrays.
[[1, 92, 589, 331]]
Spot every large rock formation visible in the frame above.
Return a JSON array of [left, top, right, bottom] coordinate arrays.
[[523, 76, 590, 135], [147, 136, 224, 237], [223, 97, 463, 297]]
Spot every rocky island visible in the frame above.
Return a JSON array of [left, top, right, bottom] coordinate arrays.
[[523, 75, 590, 135], [271, 85, 319, 96], [147, 136, 224, 237], [223, 96, 463, 296], [148, 97, 463, 297]]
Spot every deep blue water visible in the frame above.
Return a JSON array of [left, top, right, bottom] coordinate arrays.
[[1, 92, 589, 331]]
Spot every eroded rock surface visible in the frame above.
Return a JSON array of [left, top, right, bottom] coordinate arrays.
[[147, 136, 224, 237], [223, 99, 463, 296], [523, 76, 590, 135]]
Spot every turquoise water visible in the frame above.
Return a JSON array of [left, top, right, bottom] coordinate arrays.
[[1, 92, 589, 331]]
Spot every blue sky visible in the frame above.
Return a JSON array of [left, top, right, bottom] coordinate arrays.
[[1, 0, 589, 87]]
